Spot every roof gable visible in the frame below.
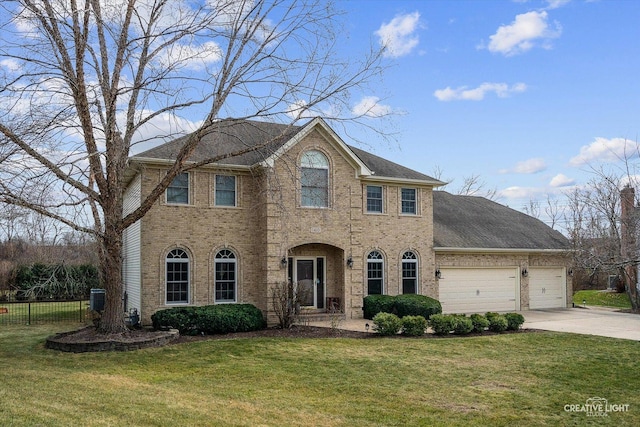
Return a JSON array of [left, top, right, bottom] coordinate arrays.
[[433, 191, 570, 251], [131, 118, 441, 185]]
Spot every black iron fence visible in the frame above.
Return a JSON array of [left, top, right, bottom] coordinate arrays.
[[0, 291, 88, 325]]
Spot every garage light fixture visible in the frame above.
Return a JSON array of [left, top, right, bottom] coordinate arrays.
[[435, 269, 441, 279]]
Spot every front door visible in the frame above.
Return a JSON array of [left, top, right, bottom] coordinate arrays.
[[292, 258, 325, 309]]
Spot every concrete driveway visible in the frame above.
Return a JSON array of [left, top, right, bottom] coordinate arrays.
[[522, 307, 640, 341]]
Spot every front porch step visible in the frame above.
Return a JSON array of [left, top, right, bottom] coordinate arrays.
[[296, 310, 346, 323]]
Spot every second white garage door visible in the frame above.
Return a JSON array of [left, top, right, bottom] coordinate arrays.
[[438, 267, 519, 313], [529, 268, 566, 309]]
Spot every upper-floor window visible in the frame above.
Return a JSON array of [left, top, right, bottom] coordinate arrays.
[[402, 251, 418, 294], [401, 188, 417, 215], [367, 185, 383, 213], [215, 175, 236, 207], [166, 248, 189, 304], [367, 250, 384, 295], [167, 172, 189, 205], [215, 249, 237, 303], [300, 150, 329, 207]]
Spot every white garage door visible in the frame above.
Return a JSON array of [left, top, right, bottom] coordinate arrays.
[[438, 268, 519, 313], [529, 268, 566, 309]]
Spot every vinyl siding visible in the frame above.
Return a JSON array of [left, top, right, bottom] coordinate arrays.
[[123, 174, 142, 316]]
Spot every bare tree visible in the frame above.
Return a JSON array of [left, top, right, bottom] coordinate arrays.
[[0, 0, 385, 333], [564, 167, 639, 310], [434, 169, 498, 201]]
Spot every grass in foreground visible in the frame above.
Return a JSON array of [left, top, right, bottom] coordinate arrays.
[[573, 289, 632, 309], [0, 324, 639, 426]]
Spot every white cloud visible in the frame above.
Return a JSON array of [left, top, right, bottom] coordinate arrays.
[[375, 12, 421, 58], [351, 96, 392, 118], [569, 137, 640, 166], [513, 158, 547, 174], [545, 0, 571, 10], [485, 11, 561, 56], [1, 59, 21, 72], [549, 173, 575, 187], [155, 41, 222, 71], [433, 82, 527, 101], [499, 186, 537, 200]]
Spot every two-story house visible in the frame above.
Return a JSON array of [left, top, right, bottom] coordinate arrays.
[[122, 118, 571, 325]]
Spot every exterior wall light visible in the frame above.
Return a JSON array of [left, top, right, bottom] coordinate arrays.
[[280, 257, 288, 268], [435, 269, 441, 279], [522, 268, 528, 277], [346, 256, 354, 269]]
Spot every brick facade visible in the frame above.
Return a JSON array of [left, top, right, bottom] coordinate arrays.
[[134, 127, 437, 324], [126, 119, 570, 325]]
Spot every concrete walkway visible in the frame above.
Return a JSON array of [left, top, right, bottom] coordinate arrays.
[[310, 307, 640, 341]]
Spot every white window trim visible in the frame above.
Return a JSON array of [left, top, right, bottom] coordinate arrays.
[[214, 249, 237, 303], [366, 250, 385, 295], [366, 184, 384, 214], [214, 174, 238, 208], [401, 251, 419, 294], [300, 150, 330, 208], [165, 172, 191, 206], [165, 248, 190, 305], [400, 187, 418, 216]]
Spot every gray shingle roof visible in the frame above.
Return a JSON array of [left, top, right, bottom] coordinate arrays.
[[133, 118, 440, 183], [348, 146, 439, 182], [433, 191, 570, 250], [134, 119, 304, 166]]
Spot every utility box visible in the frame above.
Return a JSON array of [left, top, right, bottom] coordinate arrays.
[[90, 288, 106, 312]]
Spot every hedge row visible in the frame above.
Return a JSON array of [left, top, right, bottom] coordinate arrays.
[[151, 304, 266, 335], [363, 294, 442, 320], [429, 312, 525, 336], [372, 312, 428, 336]]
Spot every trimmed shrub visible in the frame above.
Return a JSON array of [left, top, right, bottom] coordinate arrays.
[[363, 294, 442, 320], [394, 294, 442, 320], [470, 313, 489, 333], [452, 315, 474, 335], [401, 315, 427, 336], [372, 312, 403, 336], [504, 312, 525, 331], [151, 304, 265, 335], [487, 314, 508, 333], [363, 295, 396, 319], [429, 314, 456, 335], [151, 306, 199, 335]]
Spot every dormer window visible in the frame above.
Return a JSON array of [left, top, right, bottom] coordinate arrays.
[[300, 150, 329, 208]]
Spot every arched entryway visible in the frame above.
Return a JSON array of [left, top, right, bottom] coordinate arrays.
[[286, 243, 345, 311]]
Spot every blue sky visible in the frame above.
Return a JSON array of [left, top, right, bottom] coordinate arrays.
[[338, 0, 640, 222], [1, 0, 638, 231]]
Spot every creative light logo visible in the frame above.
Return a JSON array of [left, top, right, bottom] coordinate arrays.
[[564, 397, 630, 417]]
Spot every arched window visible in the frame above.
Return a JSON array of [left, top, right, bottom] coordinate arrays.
[[166, 249, 189, 303], [402, 251, 418, 294], [367, 250, 384, 295], [215, 249, 237, 303], [300, 150, 329, 207]]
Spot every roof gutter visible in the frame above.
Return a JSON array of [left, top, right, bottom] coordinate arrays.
[[434, 247, 571, 254], [128, 157, 253, 171], [361, 175, 446, 187]]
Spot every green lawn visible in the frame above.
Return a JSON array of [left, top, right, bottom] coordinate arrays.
[[1, 324, 639, 426], [0, 300, 88, 325], [573, 290, 632, 309]]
